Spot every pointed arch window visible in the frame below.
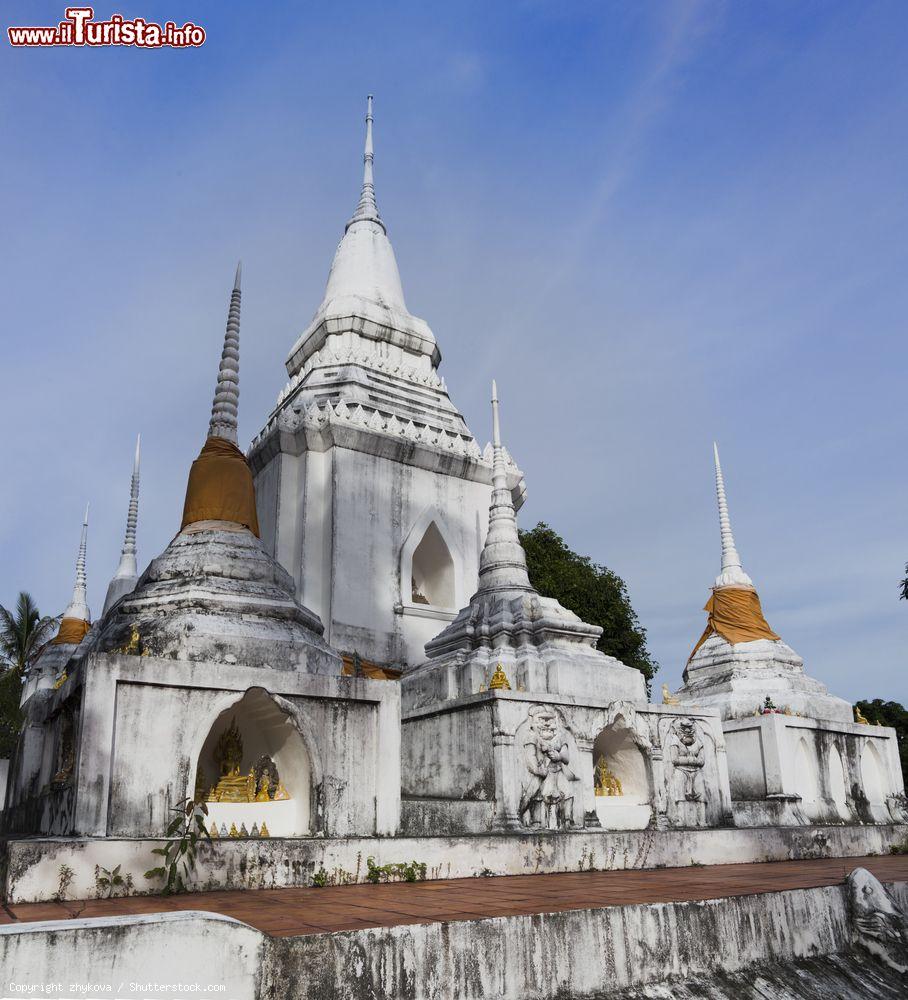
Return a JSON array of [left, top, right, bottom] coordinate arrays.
[[410, 521, 455, 608]]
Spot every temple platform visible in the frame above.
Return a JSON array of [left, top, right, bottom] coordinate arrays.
[[3, 821, 907, 903], [5, 854, 906, 934], [1, 856, 906, 999]]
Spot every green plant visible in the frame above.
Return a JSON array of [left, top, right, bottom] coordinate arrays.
[[55, 864, 75, 901], [890, 837, 908, 855], [144, 798, 211, 895], [365, 857, 427, 884], [311, 867, 329, 887], [94, 864, 127, 899]]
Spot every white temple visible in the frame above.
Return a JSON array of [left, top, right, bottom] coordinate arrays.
[[1, 97, 904, 918]]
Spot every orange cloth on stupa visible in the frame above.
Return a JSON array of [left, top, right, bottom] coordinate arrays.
[[688, 586, 780, 661], [180, 436, 260, 536], [52, 617, 91, 645]]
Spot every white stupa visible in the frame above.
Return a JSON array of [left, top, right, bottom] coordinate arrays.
[[674, 444, 852, 723]]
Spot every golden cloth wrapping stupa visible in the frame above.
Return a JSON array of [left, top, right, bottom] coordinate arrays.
[[180, 436, 260, 536]]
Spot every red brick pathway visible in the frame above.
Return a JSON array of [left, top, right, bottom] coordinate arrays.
[[5, 855, 907, 938]]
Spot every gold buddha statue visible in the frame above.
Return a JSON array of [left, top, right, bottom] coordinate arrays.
[[488, 663, 511, 690], [594, 756, 623, 797], [210, 719, 254, 802]]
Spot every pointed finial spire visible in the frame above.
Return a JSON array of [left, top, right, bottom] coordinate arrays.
[[477, 381, 533, 593], [346, 95, 385, 233], [713, 442, 753, 588], [103, 436, 142, 615], [207, 264, 242, 444], [63, 504, 91, 622]]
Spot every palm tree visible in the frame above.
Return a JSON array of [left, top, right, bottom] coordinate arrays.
[[0, 591, 59, 679]]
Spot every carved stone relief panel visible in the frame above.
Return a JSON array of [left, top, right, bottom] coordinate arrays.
[[515, 704, 582, 831]]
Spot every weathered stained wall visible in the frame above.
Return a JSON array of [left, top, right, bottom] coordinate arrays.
[[5, 822, 907, 904], [2, 880, 903, 999], [3, 652, 401, 842], [725, 714, 907, 827], [402, 696, 734, 835]]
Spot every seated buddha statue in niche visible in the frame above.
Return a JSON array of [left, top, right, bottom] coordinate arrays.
[[210, 718, 254, 803]]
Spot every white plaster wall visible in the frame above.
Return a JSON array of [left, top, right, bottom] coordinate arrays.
[[256, 440, 491, 668], [0, 912, 262, 999], [5, 823, 907, 903], [69, 654, 399, 840], [723, 714, 905, 825]]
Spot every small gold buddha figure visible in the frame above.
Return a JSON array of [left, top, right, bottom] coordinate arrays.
[[593, 756, 623, 797], [209, 822, 219, 838], [254, 773, 272, 802], [228, 823, 239, 837], [489, 663, 511, 691], [854, 705, 870, 725], [273, 781, 290, 801], [661, 683, 680, 706], [260, 822, 270, 838]]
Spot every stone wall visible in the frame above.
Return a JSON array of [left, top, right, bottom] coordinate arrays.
[[1, 877, 904, 998], [4, 823, 906, 904]]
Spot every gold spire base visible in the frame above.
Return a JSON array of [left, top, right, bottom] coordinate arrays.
[[688, 585, 780, 661], [52, 617, 90, 645], [180, 436, 260, 536]]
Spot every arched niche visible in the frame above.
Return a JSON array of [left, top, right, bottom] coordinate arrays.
[[860, 741, 888, 806], [592, 719, 651, 830], [400, 508, 462, 611], [793, 737, 819, 818], [827, 744, 848, 817], [193, 688, 312, 836]]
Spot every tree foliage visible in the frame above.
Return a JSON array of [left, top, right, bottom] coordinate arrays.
[[519, 522, 658, 688], [856, 699, 908, 784], [0, 591, 58, 678], [0, 591, 57, 760], [0, 668, 23, 759], [900, 563, 908, 601]]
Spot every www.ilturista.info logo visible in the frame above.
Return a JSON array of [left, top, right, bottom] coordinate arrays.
[[8, 7, 205, 48]]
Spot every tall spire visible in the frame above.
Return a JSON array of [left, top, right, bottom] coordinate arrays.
[[180, 264, 260, 536], [477, 381, 533, 593], [713, 442, 753, 588], [103, 436, 142, 615], [207, 262, 242, 444], [63, 504, 91, 621], [346, 95, 385, 233]]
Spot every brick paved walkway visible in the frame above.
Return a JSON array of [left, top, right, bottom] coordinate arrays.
[[3, 855, 906, 938]]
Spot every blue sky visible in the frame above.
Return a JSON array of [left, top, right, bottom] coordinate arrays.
[[1, 1, 905, 703]]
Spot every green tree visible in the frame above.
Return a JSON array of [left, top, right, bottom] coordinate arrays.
[[519, 522, 658, 690], [0, 591, 58, 678], [856, 699, 908, 785], [900, 563, 908, 601], [0, 592, 57, 760], [0, 668, 23, 759]]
